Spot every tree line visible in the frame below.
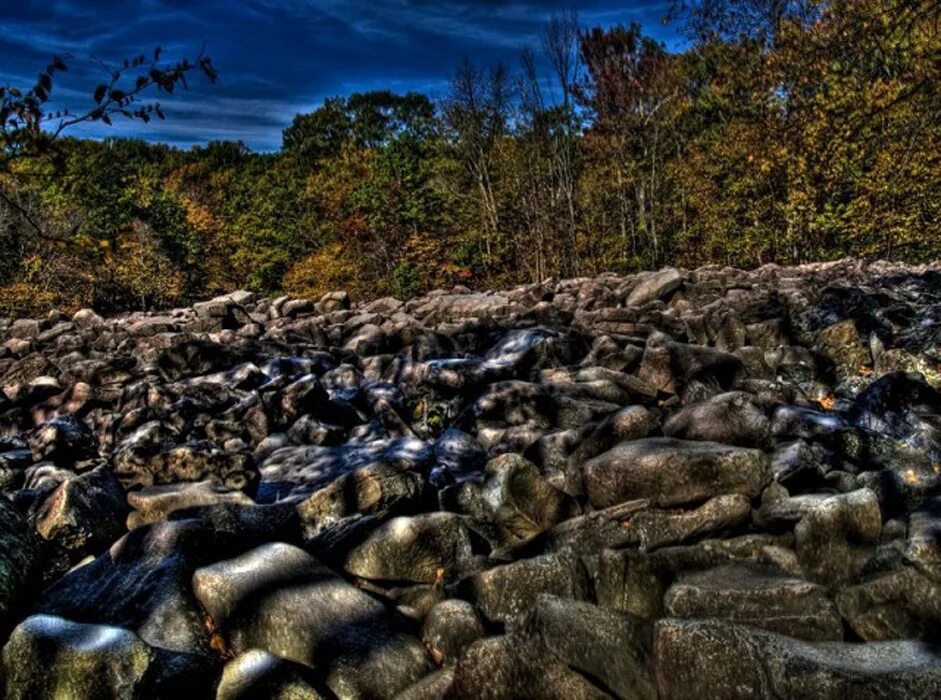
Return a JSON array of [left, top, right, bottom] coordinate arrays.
[[0, 0, 938, 315]]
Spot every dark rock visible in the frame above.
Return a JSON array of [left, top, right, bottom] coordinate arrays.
[[296, 459, 425, 541], [216, 650, 328, 700], [595, 535, 800, 621], [0, 496, 41, 632], [654, 618, 941, 699], [34, 519, 257, 654], [445, 635, 610, 700], [258, 436, 432, 502], [31, 466, 129, 578], [432, 428, 486, 483], [625, 494, 752, 552], [421, 599, 486, 667], [527, 594, 656, 699], [29, 415, 96, 464], [467, 553, 590, 627], [583, 438, 771, 509], [114, 439, 258, 493], [192, 543, 432, 698], [344, 512, 475, 584], [836, 567, 941, 641], [449, 454, 580, 548], [663, 392, 772, 448], [907, 496, 941, 582], [126, 480, 253, 527], [663, 563, 843, 640]]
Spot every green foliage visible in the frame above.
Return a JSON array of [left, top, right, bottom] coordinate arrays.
[[1, 3, 939, 315], [391, 261, 423, 299]]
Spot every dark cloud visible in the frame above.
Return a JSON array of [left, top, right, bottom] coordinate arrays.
[[0, 0, 679, 150]]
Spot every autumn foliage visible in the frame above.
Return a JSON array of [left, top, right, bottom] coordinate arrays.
[[0, 0, 938, 315]]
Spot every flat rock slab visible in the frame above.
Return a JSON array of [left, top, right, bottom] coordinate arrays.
[[583, 437, 771, 509], [664, 564, 843, 640], [654, 618, 941, 699]]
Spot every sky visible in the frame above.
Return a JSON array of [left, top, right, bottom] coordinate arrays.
[[0, 1, 681, 152]]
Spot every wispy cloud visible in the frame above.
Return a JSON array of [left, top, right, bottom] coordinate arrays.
[[0, 0, 678, 151]]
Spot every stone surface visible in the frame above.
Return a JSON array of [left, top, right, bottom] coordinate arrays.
[[663, 563, 844, 640], [654, 618, 941, 699], [0, 260, 937, 696], [193, 543, 432, 698], [528, 595, 656, 699], [583, 437, 771, 509], [344, 512, 474, 584]]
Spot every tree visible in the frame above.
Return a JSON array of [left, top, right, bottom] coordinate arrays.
[[444, 60, 511, 271], [0, 47, 216, 241], [576, 24, 679, 267]]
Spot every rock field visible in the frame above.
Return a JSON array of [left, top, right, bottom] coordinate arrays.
[[0, 257, 939, 698]]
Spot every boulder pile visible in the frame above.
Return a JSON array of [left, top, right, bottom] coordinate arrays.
[[0, 257, 939, 698]]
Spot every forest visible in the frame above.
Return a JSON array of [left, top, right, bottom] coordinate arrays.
[[0, 0, 938, 315]]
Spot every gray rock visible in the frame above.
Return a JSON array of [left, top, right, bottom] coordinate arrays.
[[654, 618, 941, 699], [192, 543, 432, 698], [794, 489, 882, 585], [344, 512, 474, 584], [527, 595, 656, 699], [445, 635, 610, 700], [468, 553, 590, 627], [627, 268, 684, 307], [583, 438, 771, 509], [625, 494, 752, 552], [663, 392, 772, 448], [422, 599, 486, 667], [216, 650, 327, 700], [663, 563, 843, 640]]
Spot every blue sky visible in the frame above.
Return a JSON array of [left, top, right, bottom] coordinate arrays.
[[0, 1, 680, 151]]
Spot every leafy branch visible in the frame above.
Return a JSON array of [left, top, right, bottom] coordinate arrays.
[[0, 46, 217, 238]]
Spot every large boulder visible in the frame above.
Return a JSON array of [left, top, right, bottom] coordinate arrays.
[[0, 496, 40, 632], [663, 392, 772, 448], [583, 438, 771, 509], [654, 618, 941, 699], [663, 563, 843, 640], [344, 512, 475, 584], [627, 268, 684, 307], [1, 614, 212, 700], [794, 489, 882, 585], [527, 595, 656, 699], [192, 543, 432, 698], [444, 635, 610, 700]]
